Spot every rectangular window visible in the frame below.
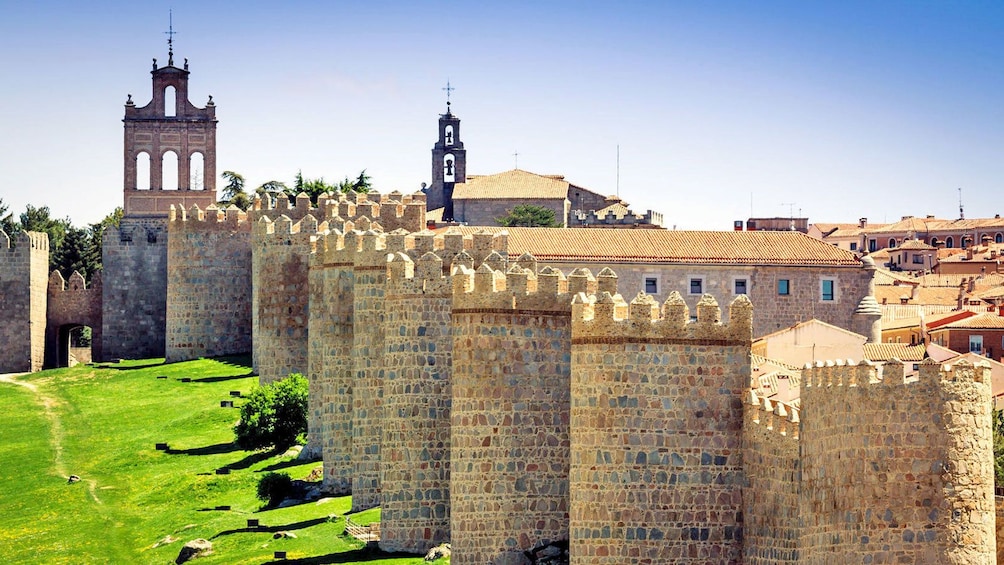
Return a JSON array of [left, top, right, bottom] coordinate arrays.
[[778, 279, 790, 295], [644, 277, 658, 294], [821, 279, 835, 301], [868, 239, 878, 252], [734, 278, 748, 295], [689, 277, 704, 295], [970, 335, 983, 354], [850, 242, 858, 251], [912, 254, 924, 264]]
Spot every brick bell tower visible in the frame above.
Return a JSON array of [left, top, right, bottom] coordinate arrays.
[[428, 82, 465, 221], [122, 42, 217, 216]]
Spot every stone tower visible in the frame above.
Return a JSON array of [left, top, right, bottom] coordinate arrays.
[[122, 51, 217, 216], [103, 49, 216, 361], [427, 103, 466, 221]]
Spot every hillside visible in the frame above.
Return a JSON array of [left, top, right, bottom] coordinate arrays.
[[0, 357, 445, 564]]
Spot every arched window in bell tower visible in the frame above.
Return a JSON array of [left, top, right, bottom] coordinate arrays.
[[136, 152, 151, 190], [165, 86, 177, 117], [162, 151, 179, 190], [444, 154, 455, 182], [190, 152, 205, 190], [444, 125, 454, 147]]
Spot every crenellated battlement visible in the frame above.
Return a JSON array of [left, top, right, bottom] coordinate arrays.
[[801, 357, 990, 389], [169, 203, 250, 232], [746, 390, 800, 440], [0, 230, 50, 253], [451, 260, 574, 312], [253, 213, 326, 239], [572, 288, 753, 343], [48, 270, 101, 293]]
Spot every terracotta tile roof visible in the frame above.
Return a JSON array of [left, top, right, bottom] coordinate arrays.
[[810, 222, 860, 236], [975, 286, 1004, 300], [454, 169, 569, 200], [938, 312, 1004, 329], [440, 227, 863, 266], [863, 343, 927, 362], [873, 285, 959, 306], [897, 239, 936, 250], [592, 202, 631, 218], [913, 273, 1004, 288], [870, 217, 947, 234]]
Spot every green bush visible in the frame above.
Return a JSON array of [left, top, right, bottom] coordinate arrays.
[[234, 373, 308, 451], [257, 472, 293, 507]]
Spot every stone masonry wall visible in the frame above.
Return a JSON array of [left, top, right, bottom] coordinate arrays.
[[102, 217, 168, 361], [742, 394, 800, 564], [310, 229, 357, 489], [800, 359, 995, 564], [455, 197, 569, 228], [449, 263, 581, 565], [569, 288, 751, 564], [349, 229, 399, 511], [46, 270, 103, 368], [542, 261, 871, 338], [252, 214, 322, 383], [166, 204, 252, 363], [379, 248, 455, 553], [0, 230, 49, 373]]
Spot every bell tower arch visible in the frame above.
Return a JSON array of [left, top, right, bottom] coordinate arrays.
[[122, 51, 217, 216]]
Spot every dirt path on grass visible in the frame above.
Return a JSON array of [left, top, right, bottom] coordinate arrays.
[[0, 373, 102, 504]]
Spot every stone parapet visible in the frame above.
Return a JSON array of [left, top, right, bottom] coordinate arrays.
[[379, 251, 454, 553], [450, 262, 572, 565], [800, 358, 995, 564], [166, 204, 252, 362], [569, 288, 750, 564], [0, 231, 49, 372]]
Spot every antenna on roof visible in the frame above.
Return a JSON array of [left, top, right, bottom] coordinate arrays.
[[781, 202, 797, 230], [958, 187, 964, 220], [164, 9, 176, 66], [512, 150, 519, 170]]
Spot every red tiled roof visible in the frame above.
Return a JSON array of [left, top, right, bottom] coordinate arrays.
[[454, 169, 569, 200], [441, 227, 863, 266], [863, 343, 927, 362], [938, 312, 1004, 329]]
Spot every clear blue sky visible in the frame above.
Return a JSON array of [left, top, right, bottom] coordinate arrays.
[[1, 1, 1002, 229]]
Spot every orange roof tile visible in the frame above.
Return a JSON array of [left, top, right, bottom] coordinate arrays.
[[863, 343, 927, 362], [454, 169, 569, 200], [441, 227, 863, 266], [938, 312, 1004, 329]]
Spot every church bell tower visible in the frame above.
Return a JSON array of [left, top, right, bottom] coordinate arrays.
[[428, 84, 465, 221]]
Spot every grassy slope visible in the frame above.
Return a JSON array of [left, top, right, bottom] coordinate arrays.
[[0, 357, 443, 565]]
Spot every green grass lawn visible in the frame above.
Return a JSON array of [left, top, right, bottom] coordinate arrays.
[[0, 356, 446, 565]]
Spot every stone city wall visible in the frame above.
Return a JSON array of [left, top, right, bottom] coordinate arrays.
[[569, 288, 751, 564], [742, 394, 800, 564], [0, 230, 49, 373], [799, 359, 995, 564], [252, 214, 322, 382], [455, 197, 570, 228], [166, 204, 252, 362], [449, 263, 582, 565], [102, 217, 168, 361], [46, 270, 103, 368]]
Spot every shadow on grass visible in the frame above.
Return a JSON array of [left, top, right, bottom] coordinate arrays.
[[211, 516, 331, 539], [191, 371, 256, 383], [104, 362, 165, 371], [166, 442, 240, 456], [227, 449, 279, 470], [258, 546, 422, 564], [258, 458, 314, 473]]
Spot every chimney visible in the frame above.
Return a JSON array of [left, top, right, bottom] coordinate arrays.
[[859, 217, 868, 229], [967, 248, 974, 260]]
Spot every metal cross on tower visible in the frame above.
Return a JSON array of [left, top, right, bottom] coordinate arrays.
[[165, 10, 177, 66], [442, 80, 455, 110], [513, 150, 519, 169]]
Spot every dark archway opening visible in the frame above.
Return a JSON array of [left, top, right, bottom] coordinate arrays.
[[58, 324, 93, 368]]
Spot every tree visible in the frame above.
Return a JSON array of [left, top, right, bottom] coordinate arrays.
[[0, 198, 17, 237], [220, 170, 246, 202], [234, 373, 309, 452], [19, 204, 72, 272], [496, 204, 560, 228], [994, 409, 1004, 486]]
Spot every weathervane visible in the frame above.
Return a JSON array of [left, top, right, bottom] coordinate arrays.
[[165, 10, 177, 66], [442, 80, 455, 112]]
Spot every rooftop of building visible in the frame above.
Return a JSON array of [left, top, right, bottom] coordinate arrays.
[[436, 227, 863, 266], [454, 169, 570, 200]]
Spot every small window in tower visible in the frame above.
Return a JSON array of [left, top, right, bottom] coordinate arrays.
[[162, 150, 179, 190], [444, 154, 455, 182], [445, 125, 454, 146], [644, 277, 658, 295], [165, 85, 176, 117], [135, 151, 151, 190], [189, 153, 205, 190]]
